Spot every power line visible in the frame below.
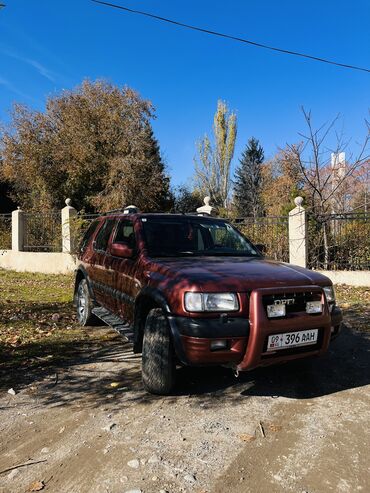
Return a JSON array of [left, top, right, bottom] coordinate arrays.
[[91, 0, 370, 74]]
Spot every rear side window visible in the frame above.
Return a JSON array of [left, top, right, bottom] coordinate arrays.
[[113, 220, 136, 248], [94, 219, 116, 252], [79, 220, 99, 252]]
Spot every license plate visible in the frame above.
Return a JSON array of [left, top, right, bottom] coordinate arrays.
[[267, 329, 318, 351]]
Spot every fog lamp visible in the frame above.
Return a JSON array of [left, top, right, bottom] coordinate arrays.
[[267, 304, 286, 318], [210, 340, 228, 351], [306, 301, 322, 314]]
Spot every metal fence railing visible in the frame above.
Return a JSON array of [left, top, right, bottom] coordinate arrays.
[[23, 212, 62, 252], [0, 213, 12, 250], [308, 212, 370, 271], [232, 216, 289, 262], [3, 208, 369, 270]]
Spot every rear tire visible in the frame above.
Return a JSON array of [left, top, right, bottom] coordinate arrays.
[[76, 278, 99, 326], [142, 308, 176, 395]]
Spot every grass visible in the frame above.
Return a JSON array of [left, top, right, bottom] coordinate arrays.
[[335, 284, 370, 332], [0, 270, 116, 388], [0, 270, 369, 388]]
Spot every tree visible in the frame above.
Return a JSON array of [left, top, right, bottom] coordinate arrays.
[[288, 108, 369, 268], [0, 79, 173, 212], [233, 137, 264, 217], [0, 181, 16, 213], [261, 146, 304, 216], [172, 184, 203, 213], [194, 100, 237, 208]]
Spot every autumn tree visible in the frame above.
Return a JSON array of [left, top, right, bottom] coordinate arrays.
[[261, 146, 304, 216], [0, 79, 172, 212], [194, 100, 237, 208], [288, 108, 369, 268], [233, 137, 264, 217]]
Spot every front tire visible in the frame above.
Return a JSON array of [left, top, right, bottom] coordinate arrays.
[[76, 278, 99, 326], [142, 308, 176, 395]]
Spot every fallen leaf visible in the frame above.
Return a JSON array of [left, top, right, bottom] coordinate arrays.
[[110, 382, 120, 388], [29, 480, 45, 491], [268, 424, 282, 432], [239, 433, 256, 442]]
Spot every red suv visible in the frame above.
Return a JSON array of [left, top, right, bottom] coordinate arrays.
[[74, 211, 342, 394]]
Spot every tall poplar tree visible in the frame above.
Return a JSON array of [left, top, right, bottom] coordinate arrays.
[[194, 100, 237, 208]]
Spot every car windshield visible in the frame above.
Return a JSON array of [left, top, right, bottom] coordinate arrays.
[[141, 216, 261, 257]]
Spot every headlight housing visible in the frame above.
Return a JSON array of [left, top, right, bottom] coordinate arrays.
[[323, 285, 335, 303], [184, 292, 239, 312]]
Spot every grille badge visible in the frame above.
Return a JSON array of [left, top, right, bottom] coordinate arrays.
[[274, 298, 295, 305]]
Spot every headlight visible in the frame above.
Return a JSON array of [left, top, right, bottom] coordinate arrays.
[[323, 286, 335, 303], [184, 292, 239, 312]]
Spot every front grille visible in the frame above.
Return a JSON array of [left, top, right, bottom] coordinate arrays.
[[262, 291, 322, 316], [261, 328, 324, 359]]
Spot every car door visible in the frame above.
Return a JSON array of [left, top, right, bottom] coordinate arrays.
[[89, 217, 117, 310], [108, 218, 140, 322]]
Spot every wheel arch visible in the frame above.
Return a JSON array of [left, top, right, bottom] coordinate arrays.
[[133, 287, 170, 353], [73, 267, 94, 305]]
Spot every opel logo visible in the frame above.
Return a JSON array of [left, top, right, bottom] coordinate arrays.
[[274, 298, 295, 305]]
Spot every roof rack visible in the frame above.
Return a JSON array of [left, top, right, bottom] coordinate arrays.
[[103, 205, 140, 215]]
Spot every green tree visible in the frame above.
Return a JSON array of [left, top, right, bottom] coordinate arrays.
[[233, 137, 264, 217], [0, 79, 172, 212], [194, 100, 237, 208], [172, 184, 202, 213]]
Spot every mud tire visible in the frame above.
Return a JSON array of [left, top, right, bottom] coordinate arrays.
[[142, 308, 176, 395]]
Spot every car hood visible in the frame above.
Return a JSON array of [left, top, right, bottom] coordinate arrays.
[[151, 256, 330, 291]]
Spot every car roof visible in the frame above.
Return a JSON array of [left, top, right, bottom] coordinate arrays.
[[99, 212, 224, 222]]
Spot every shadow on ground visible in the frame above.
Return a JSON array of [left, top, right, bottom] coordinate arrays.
[[1, 322, 369, 411]]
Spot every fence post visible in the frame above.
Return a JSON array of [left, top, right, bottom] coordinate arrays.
[[61, 198, 77, 253], [288, 196, 307, 268], [11, 206, 25, 251]]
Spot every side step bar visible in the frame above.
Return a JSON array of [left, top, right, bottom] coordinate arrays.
[[92, 307, 134, 342]]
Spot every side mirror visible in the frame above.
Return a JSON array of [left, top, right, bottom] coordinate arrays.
[[255, 243, 266, 254], [110, 242, 133, 258]]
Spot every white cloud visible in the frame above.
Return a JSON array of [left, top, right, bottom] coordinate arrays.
[[1, 48, 56, 82]]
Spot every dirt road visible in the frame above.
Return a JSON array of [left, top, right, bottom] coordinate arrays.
[[1, 326, 369, 493]]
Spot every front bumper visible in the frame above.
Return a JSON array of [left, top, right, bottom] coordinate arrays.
[[168, 285, 343, 370]]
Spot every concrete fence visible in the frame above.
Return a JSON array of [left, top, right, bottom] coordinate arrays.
[[1, 199, 77, 274], [0, 197, 369, 286]]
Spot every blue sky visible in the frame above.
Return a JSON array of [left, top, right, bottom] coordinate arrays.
[[0, 0, 369, 187]]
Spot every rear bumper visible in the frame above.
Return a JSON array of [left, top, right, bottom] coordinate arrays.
[[168, 285, 343, 369]]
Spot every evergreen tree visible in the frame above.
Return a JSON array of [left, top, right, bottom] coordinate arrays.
[[139, 123, 174, 212], [233, 137, 264, 217], [173, 184, 202, 213]]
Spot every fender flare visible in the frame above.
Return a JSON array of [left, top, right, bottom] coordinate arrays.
[[133, 287, 171, 353]]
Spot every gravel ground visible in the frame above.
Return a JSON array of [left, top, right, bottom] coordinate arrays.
[[0, 325, 369, 493]]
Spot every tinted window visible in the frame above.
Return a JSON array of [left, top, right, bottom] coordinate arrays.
[[114, 220, 136, 248], [141, 216, 260, 257], [79, 220, 99, 252], [94, 219, 116, 252]]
